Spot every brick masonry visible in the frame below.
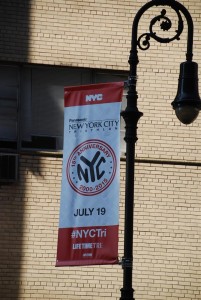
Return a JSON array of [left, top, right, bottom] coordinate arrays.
[[0, 155, 201, 299], [0, 0, 201, 299]]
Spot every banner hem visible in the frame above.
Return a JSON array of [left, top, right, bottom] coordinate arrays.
[[55, 259, 119, 267]]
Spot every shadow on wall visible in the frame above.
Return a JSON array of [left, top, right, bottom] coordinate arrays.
[[0, 1, 31, 299], [0, 180, 25, 299], [0, 1, 31, 62]]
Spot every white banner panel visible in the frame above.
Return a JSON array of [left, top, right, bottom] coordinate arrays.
[[56, 82, 123, 266]]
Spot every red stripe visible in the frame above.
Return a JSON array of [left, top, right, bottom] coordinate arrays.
[[64, 82, 124, 107], [56, 225, 118, 266]]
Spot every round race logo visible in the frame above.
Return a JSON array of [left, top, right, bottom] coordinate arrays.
[[66, 139, 117, 196]]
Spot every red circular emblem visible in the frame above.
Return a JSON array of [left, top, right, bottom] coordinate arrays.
[[66, 139, 117, 196]]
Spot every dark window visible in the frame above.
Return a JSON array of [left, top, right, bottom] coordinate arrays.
[[0, 66, 18, 150], [0, 65, 127, 153]]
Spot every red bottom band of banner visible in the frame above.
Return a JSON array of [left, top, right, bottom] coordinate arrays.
[[56, 225, 118, 266]]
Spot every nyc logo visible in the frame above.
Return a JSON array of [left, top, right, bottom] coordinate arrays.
[[66, 139, 116, 196]]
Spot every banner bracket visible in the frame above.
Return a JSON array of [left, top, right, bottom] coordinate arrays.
[[124, 80, 129, 88], [119, 257, 133, 269]]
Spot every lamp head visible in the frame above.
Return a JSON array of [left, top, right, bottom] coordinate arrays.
[[172, 61, 201, 124]]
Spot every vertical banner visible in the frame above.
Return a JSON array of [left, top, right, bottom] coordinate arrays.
[[56, 82, 124, 266]]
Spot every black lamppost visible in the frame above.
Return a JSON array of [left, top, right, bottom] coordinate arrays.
[[120, 0, 201, 299]]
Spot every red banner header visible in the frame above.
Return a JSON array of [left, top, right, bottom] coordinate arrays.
[[64, 82, 124, 107]]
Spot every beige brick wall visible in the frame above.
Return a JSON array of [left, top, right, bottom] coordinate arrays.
[[1, 0, 201, 162], [0, 0, 137, 69], [0, 0, 201, 299], [0, 1, 200, 70], [0, 155, 201, 300]]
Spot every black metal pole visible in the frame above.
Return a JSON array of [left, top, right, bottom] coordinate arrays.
[[120, 76, 143, 300], [120, 1, 194, 299]]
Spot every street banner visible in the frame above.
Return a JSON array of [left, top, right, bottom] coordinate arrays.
[[56, 82, 124, 266]]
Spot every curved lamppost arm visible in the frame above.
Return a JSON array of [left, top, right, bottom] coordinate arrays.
[[131, 0, 194, 62], [120, 1, 201, 299]]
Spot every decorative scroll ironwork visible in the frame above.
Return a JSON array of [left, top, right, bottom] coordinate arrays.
[[137, 8, 184, 50]]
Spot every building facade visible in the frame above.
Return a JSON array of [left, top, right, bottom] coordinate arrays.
[[0, 1, 201, 299]]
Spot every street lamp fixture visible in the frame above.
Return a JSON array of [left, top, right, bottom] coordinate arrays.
[[120, 0, 201, 299], [172, 60, 201, 124]]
